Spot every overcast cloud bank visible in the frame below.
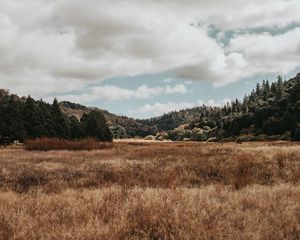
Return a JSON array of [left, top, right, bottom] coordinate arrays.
[[1, 0, 300, 116]]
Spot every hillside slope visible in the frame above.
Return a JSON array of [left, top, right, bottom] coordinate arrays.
[[140, 73, 300, 141], [59, 102, 157, 138]]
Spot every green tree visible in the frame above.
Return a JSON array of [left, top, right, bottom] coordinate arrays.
[[69, 116, 85, 139], [51, 98, 70, 138], [81, 110, 112, 141], [6, 96, 26, 140], [22, 96, 40, 139]]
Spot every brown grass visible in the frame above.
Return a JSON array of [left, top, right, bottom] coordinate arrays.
[[3, 142, 299, 192], [0, 141, 299, 239], [0, 185, 299, 239], [25, 137, 112, 151]]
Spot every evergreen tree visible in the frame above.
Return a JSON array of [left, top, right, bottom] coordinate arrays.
[[81, 110, 112, 141], [22, 96, 40, 139], [6, 96, 26, 140], [69, 116, 85, 139], [51, 98, 70, 138]]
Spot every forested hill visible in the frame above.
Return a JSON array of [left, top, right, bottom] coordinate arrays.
[[138, 106, 209, 131], [139, 73, 300, 141]]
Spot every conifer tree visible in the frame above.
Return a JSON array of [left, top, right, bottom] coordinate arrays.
[[51, 98, 70, 138]]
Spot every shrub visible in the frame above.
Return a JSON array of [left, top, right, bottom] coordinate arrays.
[[25, 137, 112, 151], [144, 135, 156, 141]]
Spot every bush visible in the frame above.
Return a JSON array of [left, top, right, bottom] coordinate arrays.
[[144, 135, 156, 141], [25, 137, 112, 151], [155, 132, 168, 141]]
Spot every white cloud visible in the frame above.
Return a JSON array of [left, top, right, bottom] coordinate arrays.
[[184, 81, 193, 85], [205, 98, 231, 107], [226, 28, 300, 78], [130, 102, 197, 117], [165, 84, 187, 94], [130, 98, 230, 117], [0, 0, 300, 97], [178, 27, 300, 86], [53, 84, 187, 103], [163, 78, 174, 84]]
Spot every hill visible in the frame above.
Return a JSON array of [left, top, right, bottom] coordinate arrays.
[[59, 102, 157, 138], [140, 73, 300, 141], [1, 73, 300, 142]]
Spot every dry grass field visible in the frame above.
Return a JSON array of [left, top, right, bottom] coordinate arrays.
[[0, 141, 300, 239]]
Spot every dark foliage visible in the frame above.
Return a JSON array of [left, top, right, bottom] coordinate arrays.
[[0, 92, 112, 142]]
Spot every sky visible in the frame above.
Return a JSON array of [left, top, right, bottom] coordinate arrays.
[[1, 0, 300, 118]]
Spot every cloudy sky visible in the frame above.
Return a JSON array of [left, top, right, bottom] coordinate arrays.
[[1, 0, 300, 118]]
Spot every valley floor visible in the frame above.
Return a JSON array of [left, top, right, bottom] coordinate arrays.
[[0, 142, 299, 239]]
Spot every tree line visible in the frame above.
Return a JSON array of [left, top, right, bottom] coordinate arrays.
[[0, 90, 112, 142]]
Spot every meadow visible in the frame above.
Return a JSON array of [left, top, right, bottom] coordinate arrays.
[[0, 141, 299, 239]]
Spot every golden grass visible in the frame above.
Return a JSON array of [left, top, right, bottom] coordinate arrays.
[[1, 142, 299, 192], [0, 185, 299, 239], [0, 142, 299, 239]]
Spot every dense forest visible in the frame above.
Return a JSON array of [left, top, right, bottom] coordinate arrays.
[[1, 73, 300, 142], [140, 73, 300, 141], [0, 90, 112, 142]]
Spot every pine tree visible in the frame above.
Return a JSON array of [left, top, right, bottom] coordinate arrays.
[[22, 96, 40, 139], [271, 82, 276, 94], [6, 96, 26, 140], [51, 98, 70, 138], [256, 83, 261, 97], [69, 116, 84, 139], [81, 110, 112, 141], [265, 80, 270, 92]]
